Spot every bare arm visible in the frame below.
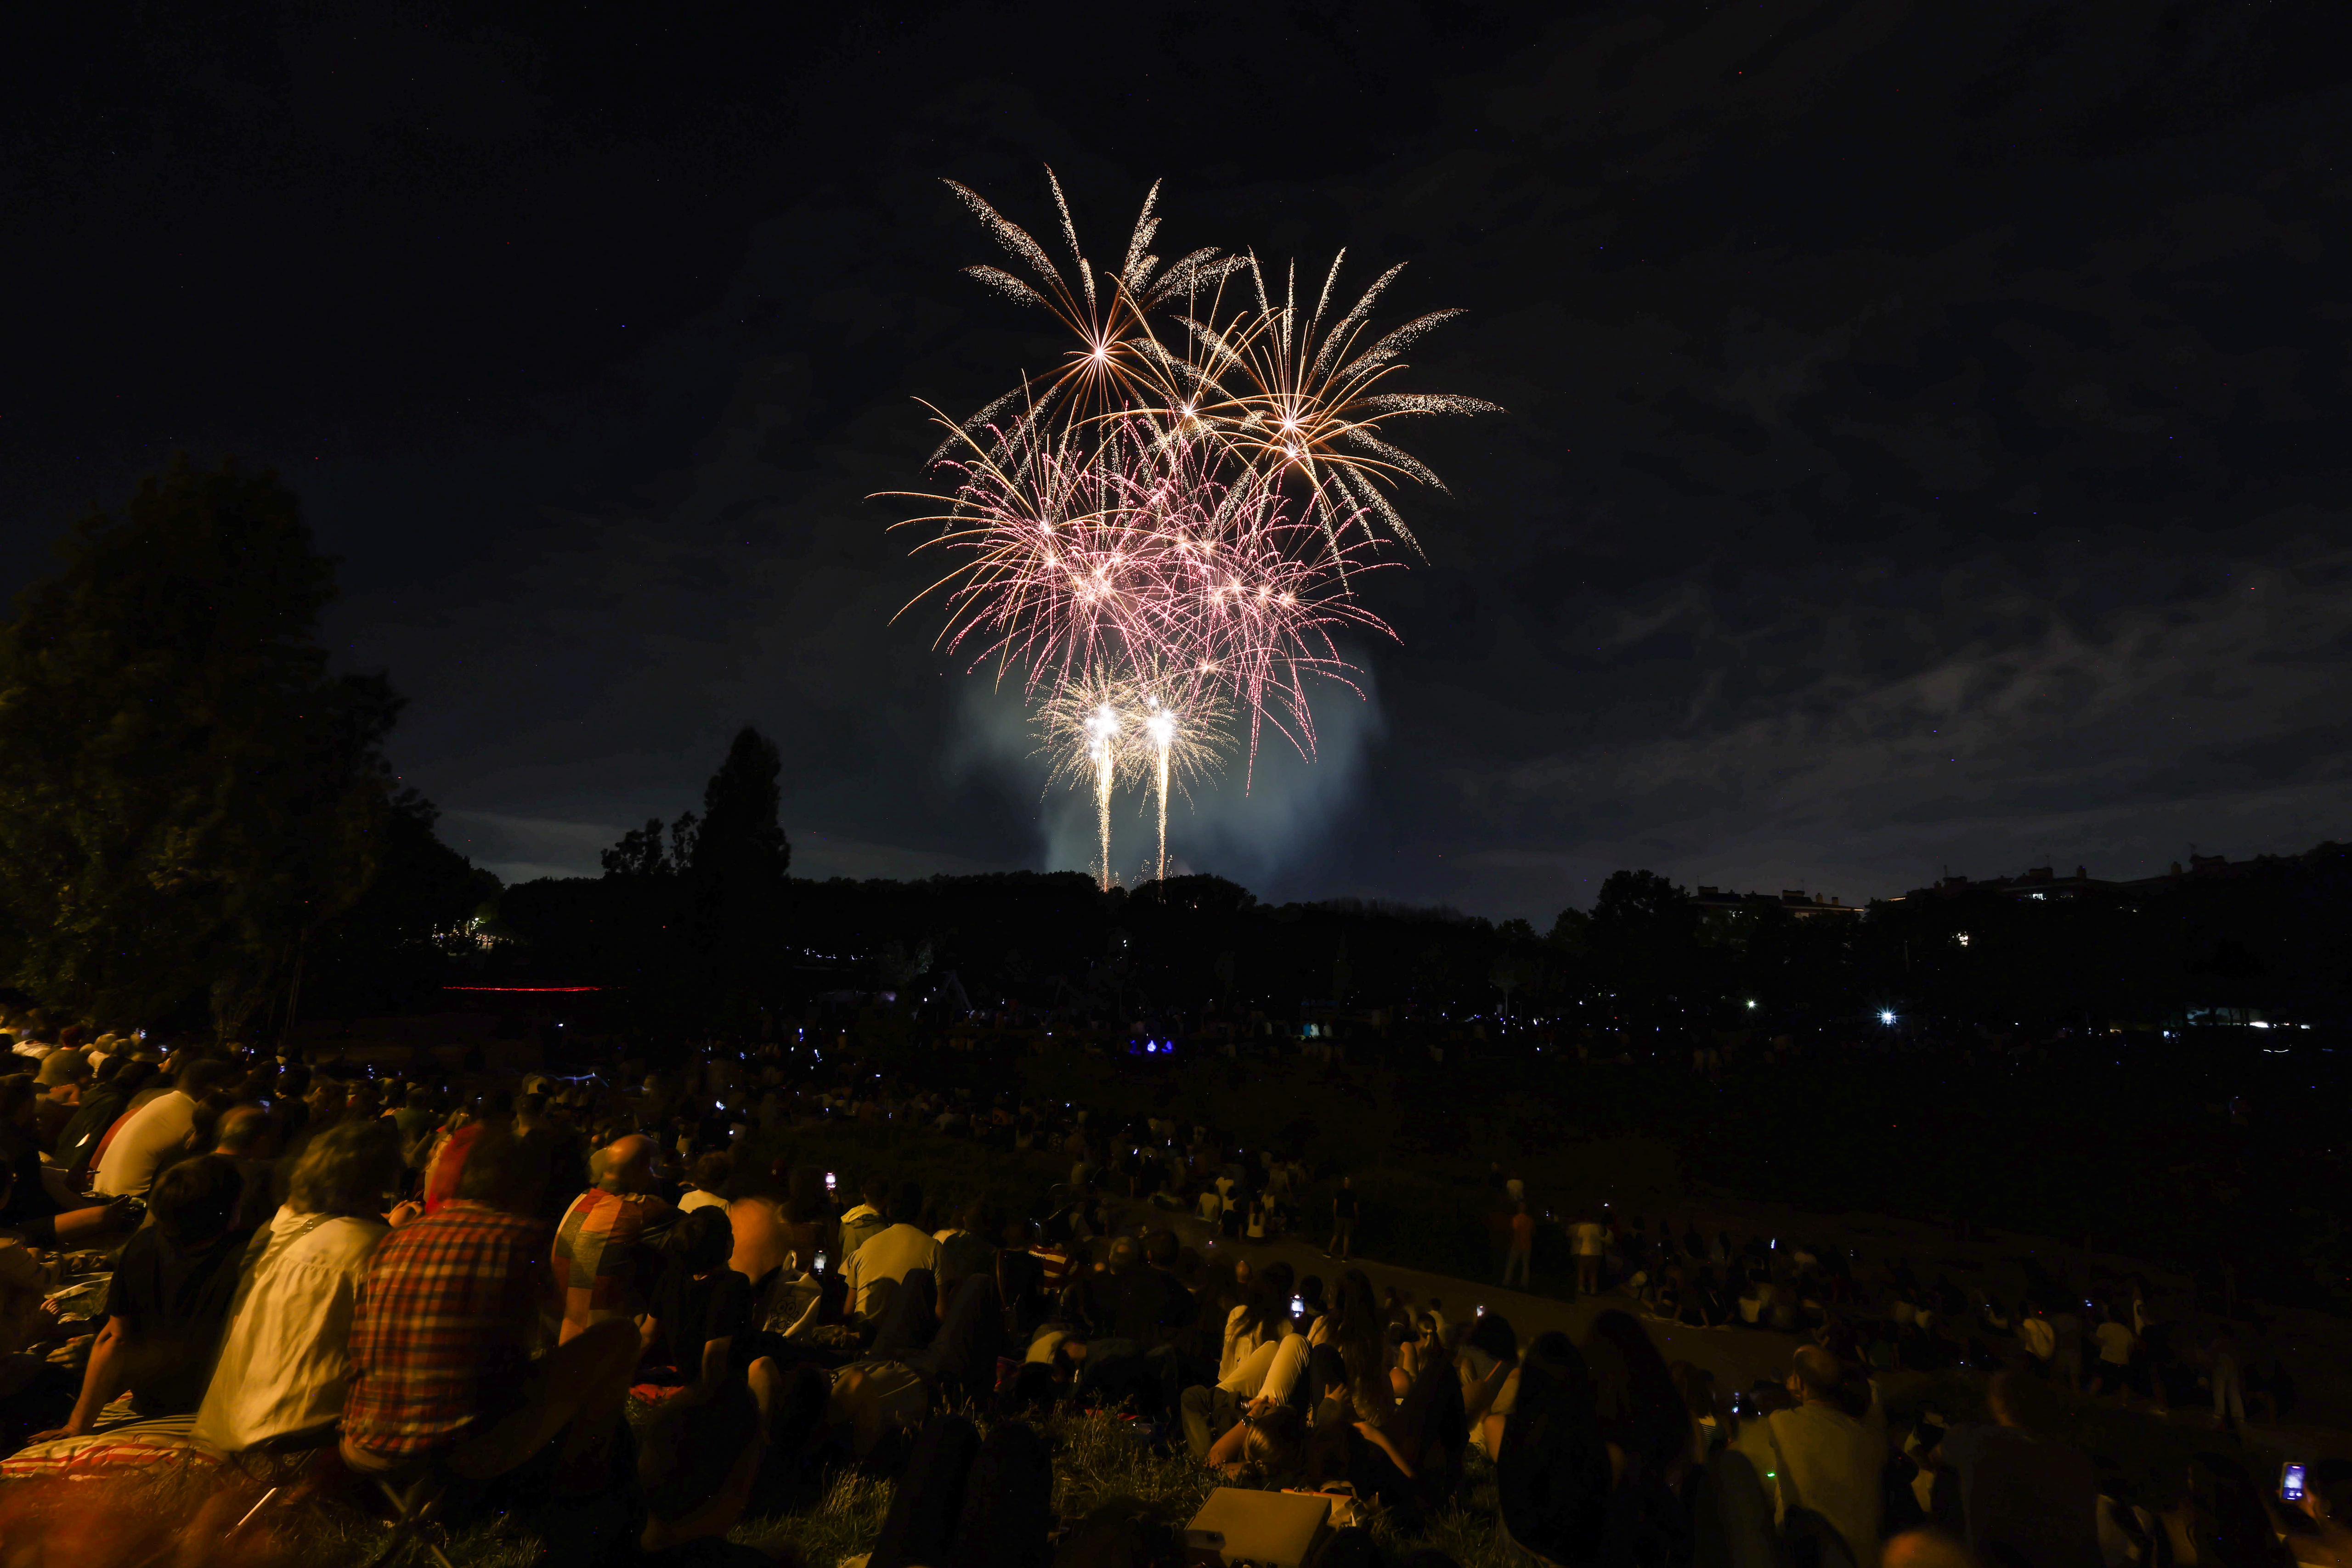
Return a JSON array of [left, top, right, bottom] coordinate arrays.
[[51, 1316, 132, 1438], [1356, 1420, 1414, 1478], [1463, 1356, 1516, 1425]]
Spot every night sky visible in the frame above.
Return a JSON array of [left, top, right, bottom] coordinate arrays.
[[8, 1, 2351, 919]]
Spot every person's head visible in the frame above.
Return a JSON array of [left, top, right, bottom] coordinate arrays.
[[213, 1104, 270, 1156], [1469, 1309, 1519, 1365], [597, 1134, 657, 1193], [862, 1173, 891, 1209], [1672, 1361, 1722, 1424], [1882, 1531, 1984, 1568], [405, 1086, 431, 1111], [1984, 1370, 2057, 1435], [1332, 1268, 1380, 1333], [1143, 1228, 1179, 1269], [36, 1050, 90, 1090], [287, 1116, 405, 1218], [149, 1153, 244, 1247], [513, 1091, 547, 1130], [690, 1151, 735, 1193], [895, 1180, 924, 1225], [177, 1057, 235, 1100], [0, 1074, 34, 1129], [1583, 1309, 1685, 1466], [1235, 1404, 1307, 1484], [458, 1126, 554, 1214], [1790, 1345, 1844, 1404], [667, 1204, 736, 1275]]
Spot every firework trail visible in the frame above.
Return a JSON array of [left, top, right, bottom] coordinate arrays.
[[1036, 660, 1231, 889], [1130, 663, 1232, 886], [1036, 666, 1138, 891]]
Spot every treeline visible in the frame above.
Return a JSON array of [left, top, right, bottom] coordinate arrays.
[[481, 846, 2352, 1040]]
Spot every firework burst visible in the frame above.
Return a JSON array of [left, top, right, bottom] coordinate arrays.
[[1151, 250, 1502, 564], [888, 170, 1492, 886]]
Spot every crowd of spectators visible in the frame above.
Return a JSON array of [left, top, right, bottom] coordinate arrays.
[[0, 1016, 2340, 1568]]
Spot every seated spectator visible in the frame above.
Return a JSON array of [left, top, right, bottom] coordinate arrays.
[[0, 1076, 131, 1246], [1182, 1330, 1312, 1457], [192, 1118, 402, 1452], [211, 1103, 280, 1233], [1221, 1261, 1296, 1381], [420, 1114, 485, 1214], [551, 1133, 677, 1343], [839, 1175, 890, 1263], [38, 1154, 254, 1438], [341, 1127, 640, 1487], [678, 1151, 734, 1214], [845, 1181, 944, 1323], [934, 1199, 996, 1290], [648, 1206, 754, 1385], [51, 1057, 145, 1183], [1731, 1344, 1886, 1568], [1459, 1310, 1521, 1458], [1928, 1371, 2100, 1568], [1200, 1400, 1311, 1485], [94, 1056, 236, 1198], [31, 1050, 91, 1148]]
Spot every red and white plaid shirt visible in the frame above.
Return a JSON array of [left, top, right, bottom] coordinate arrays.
[[550, 1187, 673, 1338], [343, 1200, 551, 1461]]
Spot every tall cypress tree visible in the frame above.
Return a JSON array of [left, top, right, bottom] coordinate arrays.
[[686, 727, 791, 1017]]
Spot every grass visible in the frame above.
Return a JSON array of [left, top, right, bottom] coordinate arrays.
[[1, 1388, 2245, 1568], [733, 1467, 900, 1566], [717, 1403, 1516, 1568]]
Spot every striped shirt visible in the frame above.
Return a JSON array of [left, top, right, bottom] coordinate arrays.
[[343, 1201, 549, 1461]]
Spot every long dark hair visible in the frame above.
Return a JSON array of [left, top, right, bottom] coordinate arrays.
[[1234, 1260, 1295, 1342], [1498, 1331, 1613, 1567]]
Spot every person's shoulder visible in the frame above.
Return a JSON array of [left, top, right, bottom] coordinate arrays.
[[298, 1214, 392, 1264], [107, 1228, 167, 1295]]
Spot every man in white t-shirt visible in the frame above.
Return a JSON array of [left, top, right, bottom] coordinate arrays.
[[843, 1183, 943, 1320], [2017, 1303, 2057, 1375], [95, 1058, 234, 1198], [1572, 1216, 1609, 1296]]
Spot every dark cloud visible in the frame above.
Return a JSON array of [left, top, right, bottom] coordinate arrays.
[[5, 0, 2349, 916]]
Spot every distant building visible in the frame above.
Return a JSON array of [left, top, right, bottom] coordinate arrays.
[[1691, 886, 1860, 918], [1900, 864, 2108, 901], [1893, 842, 2350, 902]]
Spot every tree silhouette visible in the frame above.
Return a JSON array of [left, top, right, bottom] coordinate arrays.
[[0, 459, 403, 1035]]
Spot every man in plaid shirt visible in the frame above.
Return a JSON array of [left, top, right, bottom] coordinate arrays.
[[341, 1127, 640, 1484], [551, 1134, 675, 1344]]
